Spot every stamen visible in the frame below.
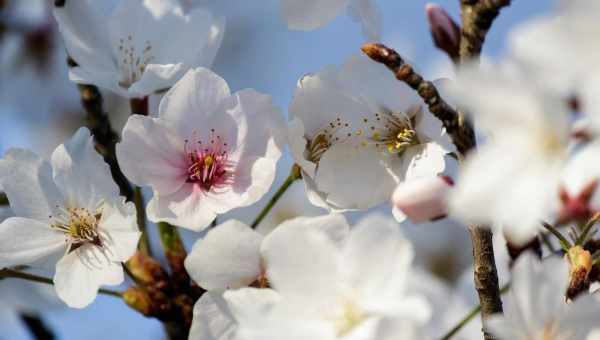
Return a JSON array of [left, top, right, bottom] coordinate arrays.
[[185, 129, 234, 191], [116, 37, 154, 89], [50, 205, 103, 252]]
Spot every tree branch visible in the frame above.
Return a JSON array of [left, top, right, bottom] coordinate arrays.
[[361, 43, 476, 155], [0, 269, 123, 298], [457, 2, 512, 339], [459, 0, 512, 61], [20, 313, 55, 340], [67, 57, 133, 201]]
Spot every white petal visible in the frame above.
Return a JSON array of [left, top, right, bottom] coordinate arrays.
[[0, 217, 64, 268], [185, 220, 263, 291], [223, 288, 280, 324], [51, 127, 120, 210], [269, 214, 350, 246], [100, 200, 140, 262], [117, 115, 187, 196], [189, 292, 236, 340], [343, 214, 417, 316], [402, 142, 448, 181], [53, 250, 104, 308], [146, 185, 216, 231], [260, 224, 340, 303], [128, 63, 185, 96], [347, 0, 382, 41], [0, 148, 63, 220], [158, 68, 231, 137], [288, 118, 317, 178], [280, 0, 348, 31], [316, 143, 399, 210], [52, 0, 116, 85]]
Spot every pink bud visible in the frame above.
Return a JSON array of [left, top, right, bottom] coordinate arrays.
[[392, 176, 453, 223], [426, 3, 460, 61]]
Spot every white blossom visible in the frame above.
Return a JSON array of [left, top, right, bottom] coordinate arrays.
[[185, 214, 349, 340], [117, 68, 285, 231], [53, 0, 224, 98], [487, 253, 600, 340], [280, 0, 382, 40], [0, 128, 140, 308], [230, 213, 430, 340], [289, 54, 452, 211], [446, 61, 572, 244]]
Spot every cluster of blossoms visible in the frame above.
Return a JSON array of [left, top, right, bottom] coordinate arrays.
[[1, 0, 600, 340]]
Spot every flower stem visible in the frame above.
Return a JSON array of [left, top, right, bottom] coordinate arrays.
[[0, 269, 123, 298], [575, 212, 600, 245], [440, 283, 510, 340], [0, 192, 8, 205], [250, 165, 302, 230]]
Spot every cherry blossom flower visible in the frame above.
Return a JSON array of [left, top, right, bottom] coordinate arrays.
[[446, 61, 572, 244], [53, 0, 224, 98], [0, 128, 140, 308], [280, 0, 381, 40], [289, 54, 452, 211], [184, 214, 349, 292], [229, 213, 431, 340], [392, 175, 454, 223], [487, 253, 600, 340], [185, 214, 348, 340], [117, 68, 285, 230]]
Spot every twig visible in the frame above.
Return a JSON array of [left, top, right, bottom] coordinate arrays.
[[361, 43, 475, 155], [0, 192, 8, 205], [459, 0, 512, 61], [440, 283, 510, 340], [20, 313, 55, 340], [250, 165, 301, 229], [157, 222, 189, 289], [0, 269, 123, 298], [67, 57, 133, 201]]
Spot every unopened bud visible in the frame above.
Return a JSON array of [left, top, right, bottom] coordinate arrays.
[[392, 176, 453, 223], [128, 251, 169, 288], [557, 181, 598, 225], [566, 246, 593, 299], [426, 3, 460, 61], [123, 287, 153, 316]]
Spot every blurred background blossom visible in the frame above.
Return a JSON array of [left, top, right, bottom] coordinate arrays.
[[0, 0, 549, 339]]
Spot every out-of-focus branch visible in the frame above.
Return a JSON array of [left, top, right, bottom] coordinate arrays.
[[67, 57, 133, 201], [20, 313, 55, 340], [0, 192, 8, 205], [157, 222, 189, 290], [361, 43, 476, 155], [0, 269, 123, 298], [459, 0, 512, 61]]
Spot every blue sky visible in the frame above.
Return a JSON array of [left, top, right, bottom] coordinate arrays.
[[0, 1, 551, 339]]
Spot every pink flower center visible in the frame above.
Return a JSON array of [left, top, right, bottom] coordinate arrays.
[[185, 129, 233, 191]]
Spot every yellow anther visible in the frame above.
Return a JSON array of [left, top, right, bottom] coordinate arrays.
[[204, 155, 215, 167]]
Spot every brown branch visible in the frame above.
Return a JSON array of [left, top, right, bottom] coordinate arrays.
[[361, 43, 476, 155], [457, 2, 512, 339], [459, 0, 512, 61], [67, 57, 134, 201]]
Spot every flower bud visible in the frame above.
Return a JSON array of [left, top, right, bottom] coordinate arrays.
[[566, 246, 592, 299], [392, 176, 453, 223], [426, 3, 460, 61], [127, 251, 169, 289], [123, 287, 153, 316]]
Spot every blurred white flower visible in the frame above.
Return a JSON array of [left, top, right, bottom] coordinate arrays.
[[117, 68, 285, 231], [0, 128, 140, 308], [487, 253, 600, 340], [185, 214, 348, 340], [280, 0, 381, 40], [289, 54, 452, 211], [185, 214, 349, 291], [53, 0, 224, 98], [447, 61, 572, 244], [230, 213, 430, 340]]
